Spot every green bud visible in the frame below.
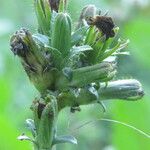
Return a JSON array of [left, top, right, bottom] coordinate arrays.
[[51, 12, 71, 57], [99, 79, 144, 100], [55, 62, 116, 91]]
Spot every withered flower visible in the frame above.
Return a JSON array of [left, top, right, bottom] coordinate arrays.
[[87, 15, 115, 39], [49, 0, 60, 11]]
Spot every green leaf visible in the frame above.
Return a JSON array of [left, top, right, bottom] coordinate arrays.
[[71, 26, 88, 46], [97, 27, 119, 56], [84, 26, 96, 45], [62, 67, 73, 81], [53, 135, 77, 145], [34, 0, 51, 36], [87, 85, 99, 99], [113, 51, 130, 56], [70, 45, 93, 56], [45, 46, 63, 69], [26, 119, 36, 137], [103, 27, 119, 50], [98, 39, 130, 61], [92, 35, 106, 63], [93, 35, 106, 51], [43, 0, 51, 22], [34, 0, 47, 34], [17, 134, 34, 143], [59, 0, 64, 12], [100, 36, 113, 54], [32, 33, 49, 46]]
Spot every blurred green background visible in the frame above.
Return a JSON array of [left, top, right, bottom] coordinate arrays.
[[0, 0, 150, 150]]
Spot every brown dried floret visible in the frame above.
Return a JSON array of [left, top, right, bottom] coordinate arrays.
[[49, 0, 60, 12], [87, 15, 115, 39]]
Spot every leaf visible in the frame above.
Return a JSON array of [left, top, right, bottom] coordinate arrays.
[[71, 88, 80, 98], [17, 134, 30, 141], [32, 33, 49, 46], [92, 35, 106, 63], [53, 135, 77, 145], [87, 85, 99, 99], [26, 119, 36, 137], [50, 11, 58, 30], [70, 45, 93, 56], [100, 36, 113, 54], [34, 0, 49, 35], [71, 26, 88, 46], [17, 134, 34, 143], [102, 27, 119, 50], [45, 46, 63, 69], [62, 67, 73, 81], [43, 0, 51, 23], [98, 39, 130, 61], [58, 0, 65, 12], [84, 26, 97, 45], [116, 39, 130, 51], [97, 27, 119, 56], [113, 51, 130, 56], [104, 56, 117, 63], [93, 35, 106, 51]]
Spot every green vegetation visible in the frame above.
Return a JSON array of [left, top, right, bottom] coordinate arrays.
[[0, 0, 150, 150]]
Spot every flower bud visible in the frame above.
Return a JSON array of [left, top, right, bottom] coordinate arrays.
[[51, 13, 71, 57], [99, 79, 144, 100]]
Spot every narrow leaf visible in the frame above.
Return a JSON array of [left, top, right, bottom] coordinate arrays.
[[84, 26, 96, 45], [34, 0, 49, 35], [58, 0, 65, 12], [32, 33, 49, 46], [45, 46, 63, 69], [26, 119, 36, 137], [71, 26, 88, 46], [71, 45, 93, 56], [53, 135, 77, 145], [98, 39, 129, 61], [17, 134, 35, 143], [113, 51, 130, 56], [62, 67, 73, 81]]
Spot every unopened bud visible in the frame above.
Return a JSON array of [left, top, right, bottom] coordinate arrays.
[[99, 79, 144, 101]]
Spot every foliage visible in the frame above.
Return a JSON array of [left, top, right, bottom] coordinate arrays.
[[1, 2, 148, 149]]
